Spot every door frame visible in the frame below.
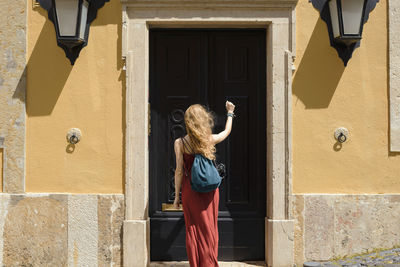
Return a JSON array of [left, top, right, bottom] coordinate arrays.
[[121, 1, 298, 266]]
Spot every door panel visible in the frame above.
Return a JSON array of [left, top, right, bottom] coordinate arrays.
[[149, 29, 266, 261]]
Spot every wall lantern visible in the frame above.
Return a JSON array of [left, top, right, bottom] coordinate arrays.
[[329, 0, 367, 46], [37, 0, 110, 65], [310, 0, 379, 66]]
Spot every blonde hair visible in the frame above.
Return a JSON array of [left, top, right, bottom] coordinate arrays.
[[184, 104, 216, 160]]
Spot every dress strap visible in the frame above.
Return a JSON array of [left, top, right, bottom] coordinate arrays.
[[180, 137, 189, 177], [181, 136, 194, 154]]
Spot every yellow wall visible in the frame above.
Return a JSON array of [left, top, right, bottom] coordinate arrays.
[[26, 0, 124, 193], [293, 0, 392, 193], [26, 0, 393, 194]]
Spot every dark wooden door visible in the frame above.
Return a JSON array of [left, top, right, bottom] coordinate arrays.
[[149, 29, 266, 261]]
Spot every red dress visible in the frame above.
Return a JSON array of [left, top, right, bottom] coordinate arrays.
[[181, 152, 220, 267]]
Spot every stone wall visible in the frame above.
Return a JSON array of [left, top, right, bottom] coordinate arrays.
[[292, 194, 400, 265], [0, 193, 124, 266], [0, 0, 27, 193]]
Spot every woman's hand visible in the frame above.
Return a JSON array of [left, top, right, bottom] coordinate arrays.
[[226, 101, 235, 113], [173, 197, 180, 209]]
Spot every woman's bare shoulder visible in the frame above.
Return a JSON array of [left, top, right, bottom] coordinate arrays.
[[174, 135, 188, 148], [174, 138, 182, 149]]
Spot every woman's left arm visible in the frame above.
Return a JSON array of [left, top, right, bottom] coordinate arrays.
[[173, 139, 184, 208]]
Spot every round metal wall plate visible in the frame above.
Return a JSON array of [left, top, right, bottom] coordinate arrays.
[[66, 128, 82, 144], [334, 127, 349, 142]]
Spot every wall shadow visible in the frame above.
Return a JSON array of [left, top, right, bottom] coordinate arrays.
[[293, 18, 345, 109], [27, 0, 124, 117], [12, 68, 27, 104], [26, 8, 73, 117]]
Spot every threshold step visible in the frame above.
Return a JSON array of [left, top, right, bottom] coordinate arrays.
[[150, 262, 266, 267]]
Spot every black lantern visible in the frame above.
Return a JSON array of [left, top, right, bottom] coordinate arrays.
[[328, 0, 367, 46], [311, 0, 379, 65], [37, 0, 109, 65]]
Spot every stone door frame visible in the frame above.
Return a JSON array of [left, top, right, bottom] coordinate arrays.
[[121, 1, 298, 266]]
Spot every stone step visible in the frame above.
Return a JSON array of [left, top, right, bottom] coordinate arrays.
[[150, 261, 266, 267]]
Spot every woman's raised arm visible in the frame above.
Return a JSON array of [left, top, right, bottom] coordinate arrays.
[[212, 101, 235, 144]]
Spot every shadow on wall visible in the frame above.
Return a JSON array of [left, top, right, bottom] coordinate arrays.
[[293, 18, 345, 109], [26, 7, 73, 117], [26, 1, 124, 116]]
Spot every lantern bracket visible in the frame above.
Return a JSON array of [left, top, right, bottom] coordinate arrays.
[[310, 0, 379, 66], [37, 0, 110, 65]]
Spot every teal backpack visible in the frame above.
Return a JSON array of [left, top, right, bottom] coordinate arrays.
[[181, 137, 222, 193]]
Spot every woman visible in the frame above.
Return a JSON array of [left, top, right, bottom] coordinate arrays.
[[173, 101, 235, 267]]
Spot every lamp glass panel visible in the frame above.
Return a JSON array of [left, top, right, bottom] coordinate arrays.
[[55, 0, 79, 37], [329, 0, 340, 38], [78, 0, 89, 40], [341, 0, 364, 35]]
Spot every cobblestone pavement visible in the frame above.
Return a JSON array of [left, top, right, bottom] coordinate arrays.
[[304, 248, 400, 267]]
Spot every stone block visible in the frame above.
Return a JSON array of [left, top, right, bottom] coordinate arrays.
[[266, 219, 294, 267], [0, 193, 125, 266], [68, 194, 98, 267], [293, 194, 400, 263], [2, 194, 68, 266], [333, 195, 400, 257], [0, 194, 10, 265], [123, 219, 150, 267], [292, 194, 305, 266], [98, 194, 124, 267], [304, 195, 334, 260]]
